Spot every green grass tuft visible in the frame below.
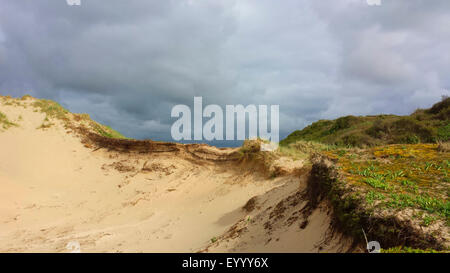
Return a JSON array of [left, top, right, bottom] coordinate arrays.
[[382, 246, 447, 253], [32, 99, 69, 120], [90, 122, 126, 139], [0, 111, 18, 130]]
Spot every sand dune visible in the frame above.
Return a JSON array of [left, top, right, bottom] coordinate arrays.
[[202, 171, 354, 253], [0, 96, 354, 253]]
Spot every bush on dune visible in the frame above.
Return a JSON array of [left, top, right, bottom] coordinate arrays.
[[282, 96, 450, 148]]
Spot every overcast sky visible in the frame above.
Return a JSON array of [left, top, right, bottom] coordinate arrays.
[[0, 0, 449, 144]]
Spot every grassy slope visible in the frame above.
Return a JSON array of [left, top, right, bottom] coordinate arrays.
[[32, 98, 127, 139], [281, 97, 450, 147], [327, 144, 448, 224], [280, 98, 449, 252], [320, 144, 449, 252], [1, 95, 126, 139]]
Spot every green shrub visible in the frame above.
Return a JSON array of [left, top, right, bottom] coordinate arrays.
[[437, 123, 450, 141], [330, 116, 360, 133], [340, 133, 375, 147], [282, 97, 450, 147], [427, 96, 450, 115]]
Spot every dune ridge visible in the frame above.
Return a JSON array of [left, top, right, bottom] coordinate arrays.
[[0, 95, 353, 253]]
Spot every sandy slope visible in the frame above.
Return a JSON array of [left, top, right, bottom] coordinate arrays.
[[202, 167, 354, 253], [0, 97, 353, 253]]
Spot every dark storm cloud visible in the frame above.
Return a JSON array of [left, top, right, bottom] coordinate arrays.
[[311, 0, 450, 117], [0, 0, 449, 141]]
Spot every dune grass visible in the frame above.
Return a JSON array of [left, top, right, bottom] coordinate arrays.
[[89, 121, 127, 139], [31, 97, 126, 138], [0, 111, 18, 130], [32, 99, 69, 121], [278, 140, 337, 160]]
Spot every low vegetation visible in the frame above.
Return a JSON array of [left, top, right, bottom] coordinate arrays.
[[36, 117, 54, 130], [32, 99, 70, 121], [238, 139, 278, 173], [31, 98, 125, 138], [71, 113, 126, 139], [0, 111, 18, 130], [308, 143, 449, 252], [278, 140, 335, 160], [382, 246, 446, 253], [325, 144, 449, 225], [89, 120, 126, 139], [1, 95, 126, 139], [280, 97, 450, 252], [281, 96, 450, 147]]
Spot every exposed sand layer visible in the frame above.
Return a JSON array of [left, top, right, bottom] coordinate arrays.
[[202, 168, 354, 252], [0, 97, 353, 252]]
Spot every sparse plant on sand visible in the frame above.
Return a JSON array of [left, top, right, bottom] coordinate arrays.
[[0, 111, 18, 130], [90, 121, 126, 139], [32, 99, 69, 121], [30, 97, 126, 139], [37, 121, 54, 130], [279, 140, 333, 160]]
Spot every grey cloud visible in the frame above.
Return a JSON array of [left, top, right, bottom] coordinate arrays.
[[0, 0, 449, 142], [311, 0, 450, 115]]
